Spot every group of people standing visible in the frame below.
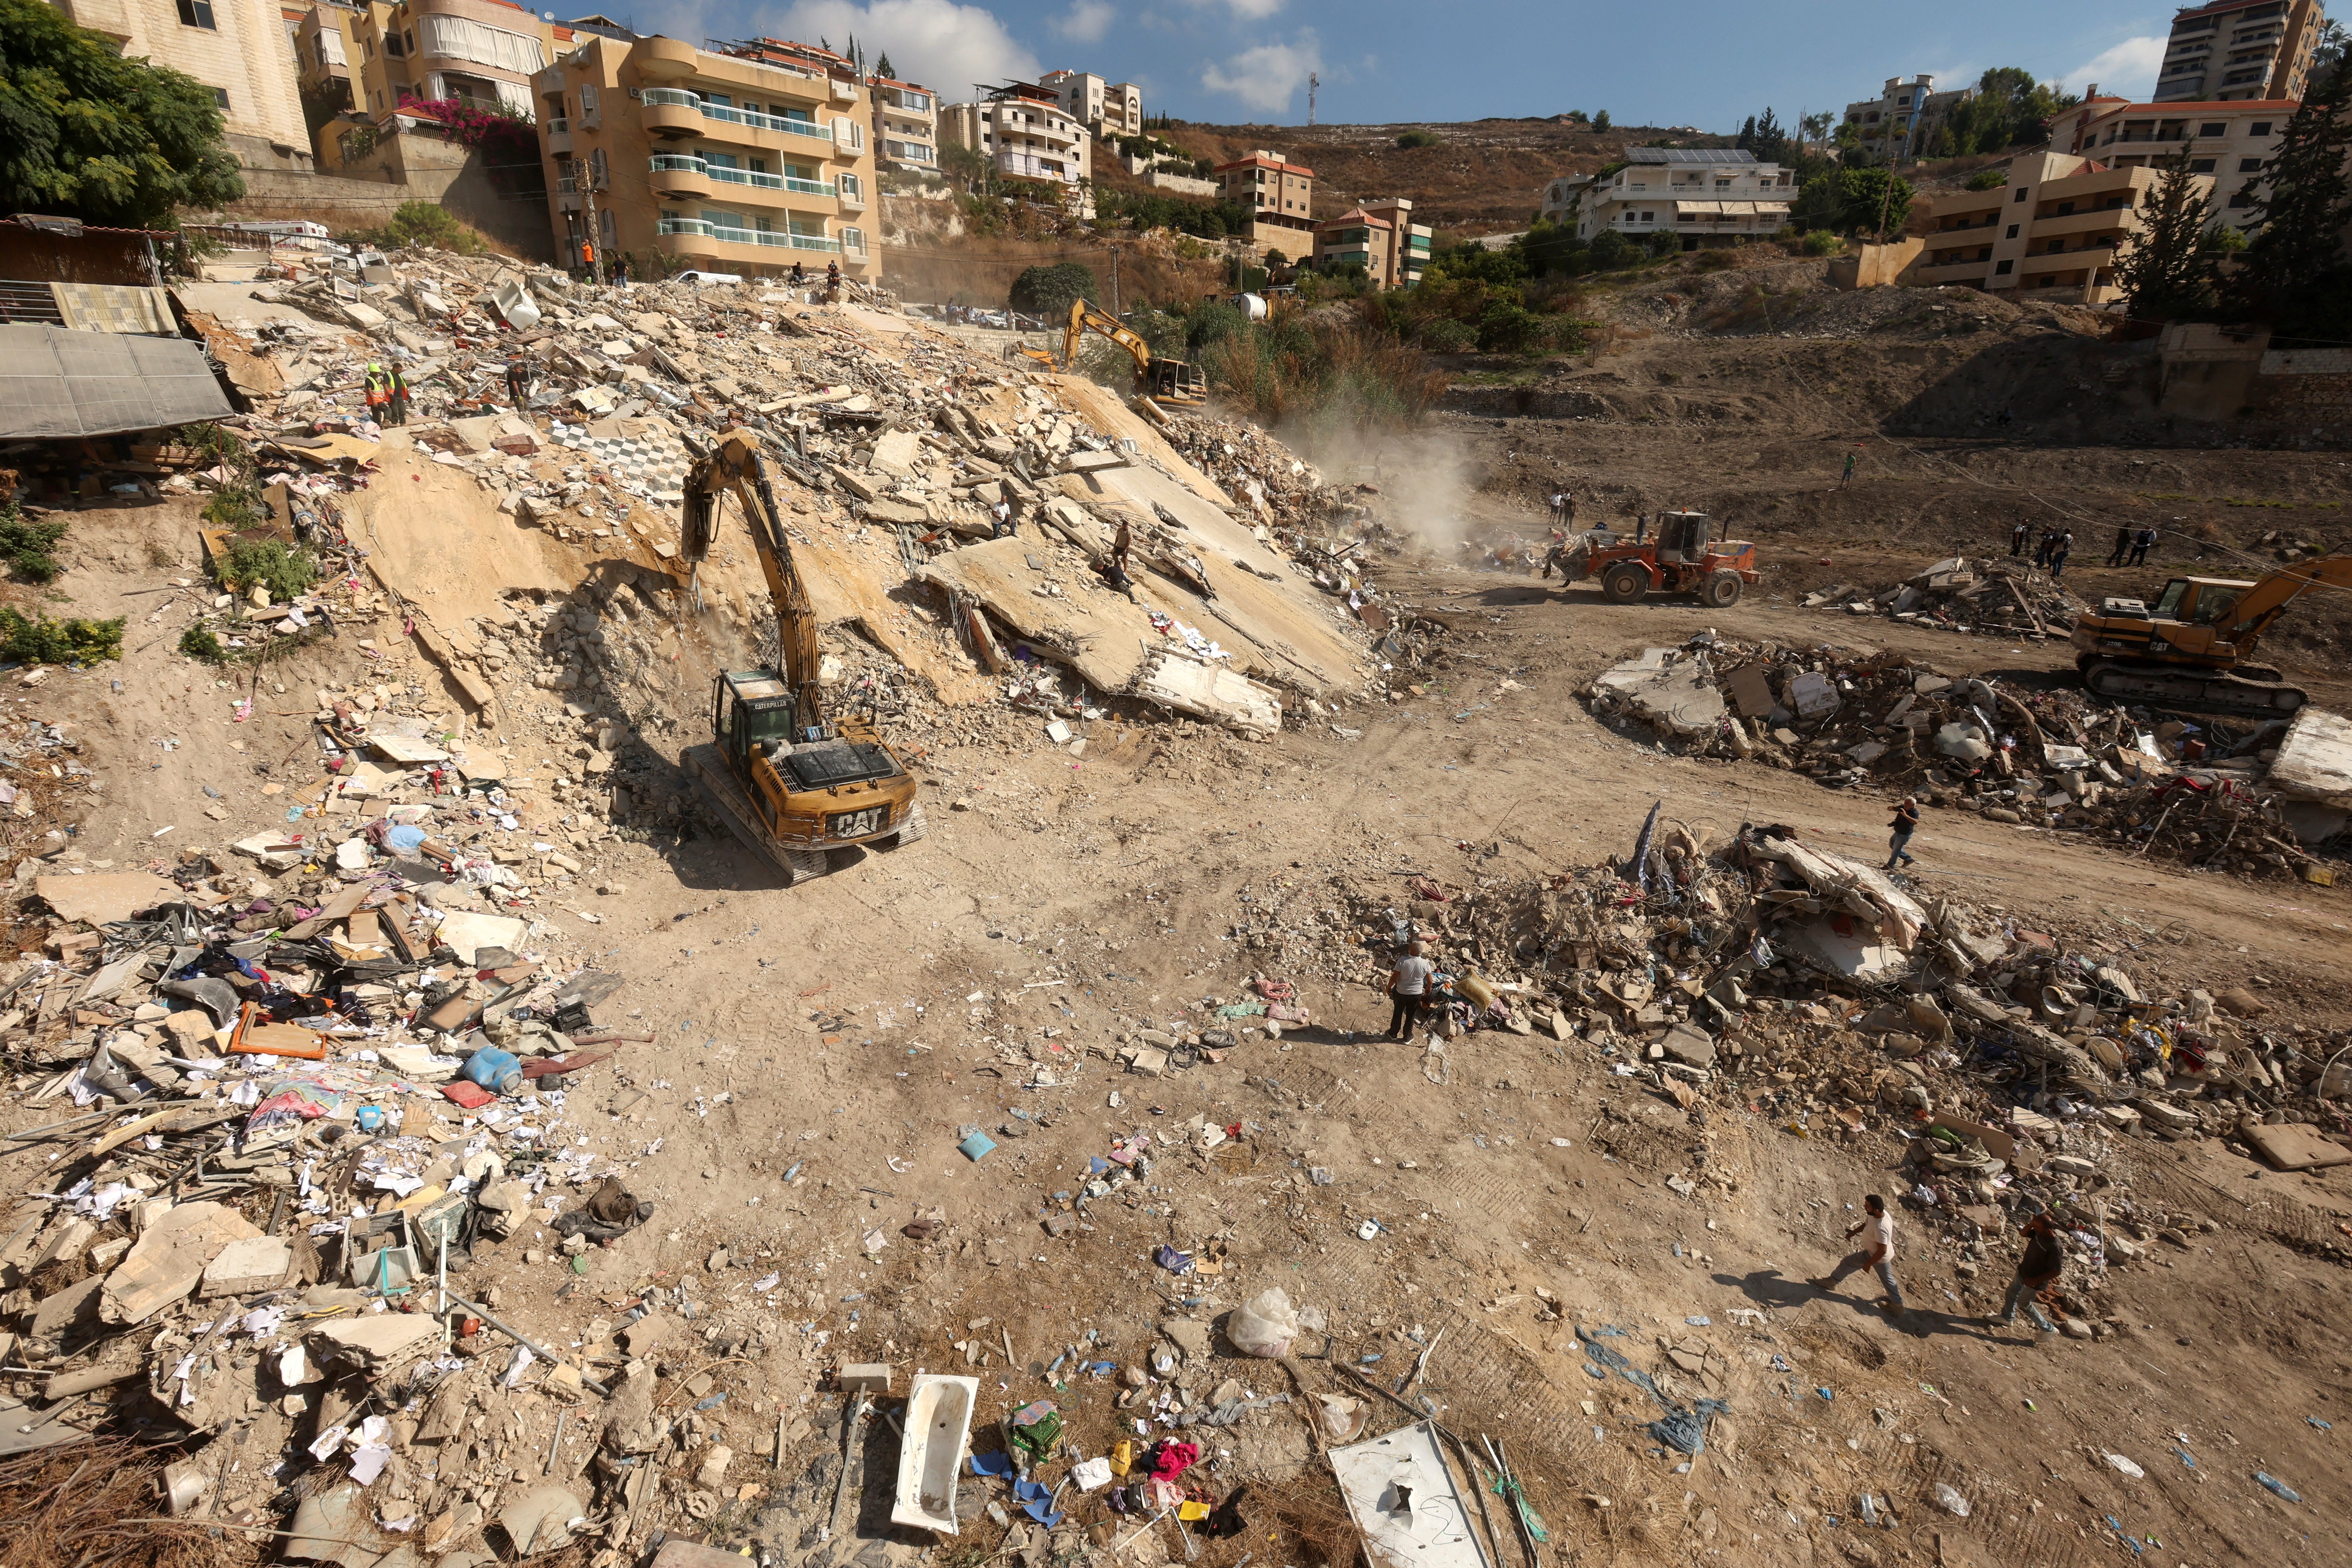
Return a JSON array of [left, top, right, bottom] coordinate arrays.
[[2009, 520, 2157, 576], [363, 363, 411, 427], [1813, 1191, 2070, 1338]]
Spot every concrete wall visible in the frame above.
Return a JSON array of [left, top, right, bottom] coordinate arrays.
[[219, 140, 556, 262], [56, 0, 311, 161], [1826, 236, 1924, 289]]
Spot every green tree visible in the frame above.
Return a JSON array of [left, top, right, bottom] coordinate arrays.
[[1008, 261, 1099, 315], [2226, 59, 2352, 337], [1587, 228, 1636, 269], [1941, 67, 2077, 157], [2113, 144, 2222, 320], [1592, 109, 1612, 132], [940, 140, 990, 194], [0, 0, 244, 228], [1794, 167, 1912, 236], [876, 50, 895, 79], [1396, 130, 1442, 149], [1799, 110, 1832, 148]]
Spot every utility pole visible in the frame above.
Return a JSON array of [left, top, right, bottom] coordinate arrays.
[[1307, 73, 1318, 127], [580, 162, 604, 285], [1108, 245, 1121, 313]]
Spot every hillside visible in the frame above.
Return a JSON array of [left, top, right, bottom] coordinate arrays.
[[1161, 118, 1733, 236]]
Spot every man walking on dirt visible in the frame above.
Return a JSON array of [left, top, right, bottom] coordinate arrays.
[[2129, 526, 2156, 567], [2107, 525, 2131, 567], [2010, 520, 2030, 558], [1884, 794, 1920, 870], [2049, 531, 2073, 580], [1988, 1211, 2065, 1338], [1839, 450, 1858, 487], [1813, 1194, 1905, 1316], [1386, 940, 1435, 1041]]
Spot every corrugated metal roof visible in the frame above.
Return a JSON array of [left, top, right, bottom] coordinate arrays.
[[0, 324, 231, 440]]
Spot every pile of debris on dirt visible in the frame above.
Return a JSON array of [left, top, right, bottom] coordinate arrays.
[[1333, 810, 2352, 1332], [1584, 635, 2351, 881], [1801, 555, 2089, 639]]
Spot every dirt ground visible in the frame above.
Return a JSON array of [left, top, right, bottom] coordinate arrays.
[[8, 448, 2350, 1567]]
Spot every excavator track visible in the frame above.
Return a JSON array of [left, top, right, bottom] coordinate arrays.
[[2080, 659, 2307, 719], [683, 743, 831, 883]]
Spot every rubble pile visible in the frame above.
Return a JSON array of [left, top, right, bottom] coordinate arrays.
[[1801, 556, 2088, 638], [1328, 815, 2352, 1328], [1585, 635, 2349, 881]]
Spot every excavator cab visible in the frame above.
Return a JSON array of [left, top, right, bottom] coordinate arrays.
[[2148, 577, 2254, 627], [1142, 357, 1206, 405]]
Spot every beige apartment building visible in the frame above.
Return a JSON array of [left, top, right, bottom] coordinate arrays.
[[1214, 150, 1316, 254], [54, 0, 313, 168], [2152, 0, 2326, 103], [869, 74, 938, 177], [1037, 69, 1143, 138], [291, 0, 567, 168], [1914, 150, 2210, 304], [2057, 93, 2296, 227], [1842, 73, 1979, 160], [939, 84, 1091, 195], [534, 31, 878, 282], [1542, 148, 1792, 249], [1312, 197, 1431, 287]]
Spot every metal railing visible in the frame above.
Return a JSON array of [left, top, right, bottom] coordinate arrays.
[[647, 155, 835, 196], [658, 217, 838, 251], [641, 87, 834, 141]]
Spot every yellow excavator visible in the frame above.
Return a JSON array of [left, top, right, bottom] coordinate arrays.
[[2071, 552, 2352, 717], [1005, 298, 1207, 406], [675, 428, 925, 882]]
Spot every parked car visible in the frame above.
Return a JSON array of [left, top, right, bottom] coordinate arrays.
[[672, 270, 746, 286]]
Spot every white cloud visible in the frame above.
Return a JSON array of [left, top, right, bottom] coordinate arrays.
[[1208, 0, 1288, 19], [2062, 34, 2166, 99], [1200, 32, 1320, 115], [759, 0, 1040, 90], [1053, 0, 1114, 42]]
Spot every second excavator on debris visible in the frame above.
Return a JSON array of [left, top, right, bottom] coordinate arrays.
[[675, 427, 927, 882], [2071, 553, 2352, 717]]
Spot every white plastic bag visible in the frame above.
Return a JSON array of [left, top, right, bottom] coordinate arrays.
[[1226, 1287, 1301, 1358]]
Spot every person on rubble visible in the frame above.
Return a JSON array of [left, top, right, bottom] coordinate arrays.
[[2049, 530, 2072, 579], [1385, 940, 1435, 1042], [505, 353, 532, 410], [826, 260, 842, 302], [1884, 794, 1920, 870], [1091, 553, 1140, 603], [1812, 1194, 1905, 1317], [1987, 1210, 2064, 1338], [363, 363, 390, 424], [992, 498, 1016, 538], [1112, 515, 1133, 574], [2107, 525, 2131, 567], [2009, 520, 2029, 558], [791, 260, 807, 292], [384, 363, 411, 426], [2128, 526, 2157, 567]]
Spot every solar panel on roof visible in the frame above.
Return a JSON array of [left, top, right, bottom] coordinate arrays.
[[1626, 148, 1758, 163]]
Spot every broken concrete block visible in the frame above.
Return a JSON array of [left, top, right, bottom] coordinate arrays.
[[694, 1444, 734, 1489], [307, 1311, 443, 1373], [201, 1234, 294, 1298], [101, 1200, 263, 1325], [1655, 1022, 1717, 1070], [839, 1362, 892, 1393], [869, 428, 924, 478]]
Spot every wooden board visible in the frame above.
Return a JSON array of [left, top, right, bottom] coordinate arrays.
[[2243, 1122, 2352, 1172]]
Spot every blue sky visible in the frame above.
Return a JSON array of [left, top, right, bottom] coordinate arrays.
[[625, 0, 2176, 124]]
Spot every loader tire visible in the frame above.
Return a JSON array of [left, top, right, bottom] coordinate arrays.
[[1601, 563, 1649, 604]]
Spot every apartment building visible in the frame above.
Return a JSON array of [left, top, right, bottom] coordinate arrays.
[[869, 75, 937, 176], [1842, 74, 1979, 159], [1213, 150, 1316, 252], [54, 0, 313, 168], [1542, 148, 1792, 249], [1913, 150, 2208, 304], [938, 84, 1091, 193], [1037, 69, 1143, 138], [533, 31, 878, 282], [2058, 93, 2294, 227], [289, 0, 567, 166], [2153, 0, 2326, 103], [1312, 196, 1432, 287]]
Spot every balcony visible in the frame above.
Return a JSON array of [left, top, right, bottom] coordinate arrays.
[[2030, 207, 2133, 240], [837, 183, 866, 210], [658, 216, 838, 253], [649, 153, 712, 198], [639, 35, 698, 81], [640, 88, 835, 146], [993, 152, 1080, 184], [555, 174, 580, 212], [648, 156, 837, 209], [545, 118, 571, 154]]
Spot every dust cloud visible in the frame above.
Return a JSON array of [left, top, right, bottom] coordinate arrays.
[[1279, 420, 1531, 554]]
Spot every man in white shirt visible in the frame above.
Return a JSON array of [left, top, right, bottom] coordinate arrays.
[[1386, 941, 1434, 1041], [1812, 1193, 1904, 1316]]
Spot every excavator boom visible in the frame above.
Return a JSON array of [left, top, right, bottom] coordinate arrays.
[[676, 428, 925, 880], [1056, 297, 1208, 406]]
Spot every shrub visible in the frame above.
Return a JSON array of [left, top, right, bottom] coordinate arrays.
[[1419, 317, 1477, 352], [1195, 313, 1448, 432], [1477, 301, 1546, 354], [1803, 229, 1847, 256], [1965, 167, 2008, 190], [1695, 248, 1740, 272], [1008, 261, 1100, 315], [0, 609, 122, 664], [1396, 130, 1443, 149], [178, 626, 224, 662], [212, 539, 317, 601], [353, 200, 484, 254], [1587, 229, 1637, 270], [0, 504, 69, 583]]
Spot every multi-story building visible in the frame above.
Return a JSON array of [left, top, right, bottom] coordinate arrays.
[[289, 0, 566, 167], [53, 0, 314, 169], [1842, 74, 1979, 159], [938, 84, 1090, 193], [1912, 150, 2210, 304], [2057, 93, 2295, 227], [532, 30, 878, 283], [1541, 148, 1791, 249], [869, 74, 937, 177], [1312, 197, 1432, 287], [2153, 0, 2327, 103], [1212, 150, 1316, 254], [1037, 69, 1143, 138]]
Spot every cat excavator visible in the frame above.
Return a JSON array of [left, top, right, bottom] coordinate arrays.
[[674, 427, 925, 882], [2070, 552, 2352, 718], [1005, 298, 1206, 406]]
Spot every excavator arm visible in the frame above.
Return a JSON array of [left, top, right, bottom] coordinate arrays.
[[1062, 296, 1154, 375], [681, 428, 824, 737], [2222, 553, 2352, 656]]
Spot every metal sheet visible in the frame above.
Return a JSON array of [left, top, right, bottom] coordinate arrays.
[[1327, 1420, 1494, 1568], [0, 323, 231, 439]]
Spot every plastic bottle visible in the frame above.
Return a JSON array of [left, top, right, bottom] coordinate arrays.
[[464, 1044, 522, 1095]]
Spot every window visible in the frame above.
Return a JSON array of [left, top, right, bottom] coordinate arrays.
[[2057, 201, 2075, 215], [2006, 223, 2020, 238], [2228, 190, 2254, 207], [2014, 187, 2029, 201], [2239, 157, 2264, 171], [2046, 239, 2065, 252], [1995, 259, 2014, 275], [213, 87, 231, 111], [2250, 120, 2272, 135], [2190, 157, 2216, 171], [175, 0, 216, 27], [2200, 121, 2226, 135]]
